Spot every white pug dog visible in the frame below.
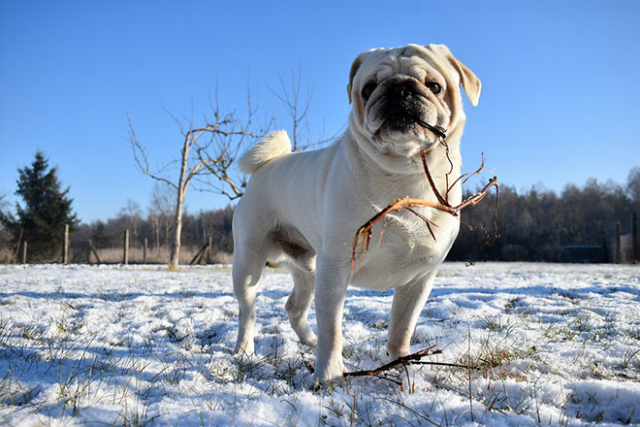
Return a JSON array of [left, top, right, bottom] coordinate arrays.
[[232, 44, 481, 384]]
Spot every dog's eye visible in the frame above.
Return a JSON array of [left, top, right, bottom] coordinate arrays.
[[361, 82, 377, 100], [427, 82, 443, 96]]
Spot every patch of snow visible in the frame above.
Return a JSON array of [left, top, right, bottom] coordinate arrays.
[[0, 262, 638, 426]]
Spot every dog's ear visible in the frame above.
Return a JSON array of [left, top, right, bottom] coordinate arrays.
[[427, 44, 481, 106], [347, 51, 371, 104]]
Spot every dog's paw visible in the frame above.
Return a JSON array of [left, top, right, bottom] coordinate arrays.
[[313, 359, 346, 387], [387, 342, 411, 360], [300, 332, 318, 348], [233, 340, 255, 356]]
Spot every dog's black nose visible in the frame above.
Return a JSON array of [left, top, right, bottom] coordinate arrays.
[[384, 83, 420, 125], [388, 83, 413, 100]]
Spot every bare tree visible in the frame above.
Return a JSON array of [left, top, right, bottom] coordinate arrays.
[[117, 199, 143, 241], [269, 64, 313, 151], [148, 182, 176, 251], [195, 68, 338, 206], [194, 70, 319, 204], [128, 96, 260, 270], [193, 87, 263, 201], [270, 65, 343, 153], [128, 71, 331, 270]]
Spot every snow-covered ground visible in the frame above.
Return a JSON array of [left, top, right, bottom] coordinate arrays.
[[0, 262, 638, 426]]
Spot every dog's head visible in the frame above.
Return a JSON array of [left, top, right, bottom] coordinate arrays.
[[347, 44, 481, 172]]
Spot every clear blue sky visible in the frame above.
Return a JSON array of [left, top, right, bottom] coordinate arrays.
[[1, 0, 639, 223]]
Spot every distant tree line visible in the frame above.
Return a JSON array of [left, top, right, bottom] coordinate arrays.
[[448, 167, 640, 262], [71, 198, 235, 258], [70, 166, 640, 263], [0, 152, 237, 264], [1, 151, 638, 264]]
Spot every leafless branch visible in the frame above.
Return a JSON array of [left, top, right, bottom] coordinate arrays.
[[127, 112, 179, 191], [344, 345, 467, 380], [269, 63, 314, 151], [193, 88, 263, 200], [127, 92, 263, 269], [352, 133, 499, 272]]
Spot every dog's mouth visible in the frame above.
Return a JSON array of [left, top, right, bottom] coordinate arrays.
[[368, 82, 447, 145], [374, 115, 447, 144], [417, 119, 447, 140]]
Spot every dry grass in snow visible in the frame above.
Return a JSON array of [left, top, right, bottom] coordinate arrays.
[[0, 263, 639, 426]]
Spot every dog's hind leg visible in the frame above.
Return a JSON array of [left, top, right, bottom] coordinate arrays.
[[232, 247, 267, 356], [285, 267, 317, 348]]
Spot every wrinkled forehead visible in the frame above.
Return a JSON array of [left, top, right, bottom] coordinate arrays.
[[357, 44, 453, 84]]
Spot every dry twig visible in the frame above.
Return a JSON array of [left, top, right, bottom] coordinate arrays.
[[351, 125, 499, 272], [344, 345, 466, 380]]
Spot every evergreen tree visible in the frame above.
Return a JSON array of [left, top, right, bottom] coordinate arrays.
[[2, 152, 79, 261], [0, 193, 10, 253]]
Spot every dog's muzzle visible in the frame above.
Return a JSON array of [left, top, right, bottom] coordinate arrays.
[[382, 83, 425, 132], [368, 77, 447, 142]]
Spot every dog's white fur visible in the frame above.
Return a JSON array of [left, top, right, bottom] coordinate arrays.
[[232, 44, 481, 384]]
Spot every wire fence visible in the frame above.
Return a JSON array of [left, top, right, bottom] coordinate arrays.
[[3, 227, 231, 265]]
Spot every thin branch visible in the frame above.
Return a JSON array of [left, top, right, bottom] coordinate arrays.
[[344, 345, 450, 379], [196, 147, 245, 200], [161, 104, 186, 134], [447, 153, 487, 193], [351, 197, 458, 273], [269, 64, 313, 151], [127, 112, 179, 190], [421, 149, 448, 206], [352, 131, 499, 272]]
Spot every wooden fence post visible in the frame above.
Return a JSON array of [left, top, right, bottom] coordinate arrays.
[[123, 230, 129, 265], [615, 221, 621, 264], [63, 224, 70, 265], [143, 238, 148, 264], [22, 241, 27, 264], [632, 212, 638, 264], [11, 229, 24, 264], [207, 236, 212, 264], [189, 240, 210, 265]]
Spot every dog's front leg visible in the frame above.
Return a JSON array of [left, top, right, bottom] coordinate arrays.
[[387, 270, 437, 359], [313, 254, 349, 385]]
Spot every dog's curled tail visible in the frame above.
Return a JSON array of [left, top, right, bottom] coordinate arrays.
[[237, 130, 292, 174]]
